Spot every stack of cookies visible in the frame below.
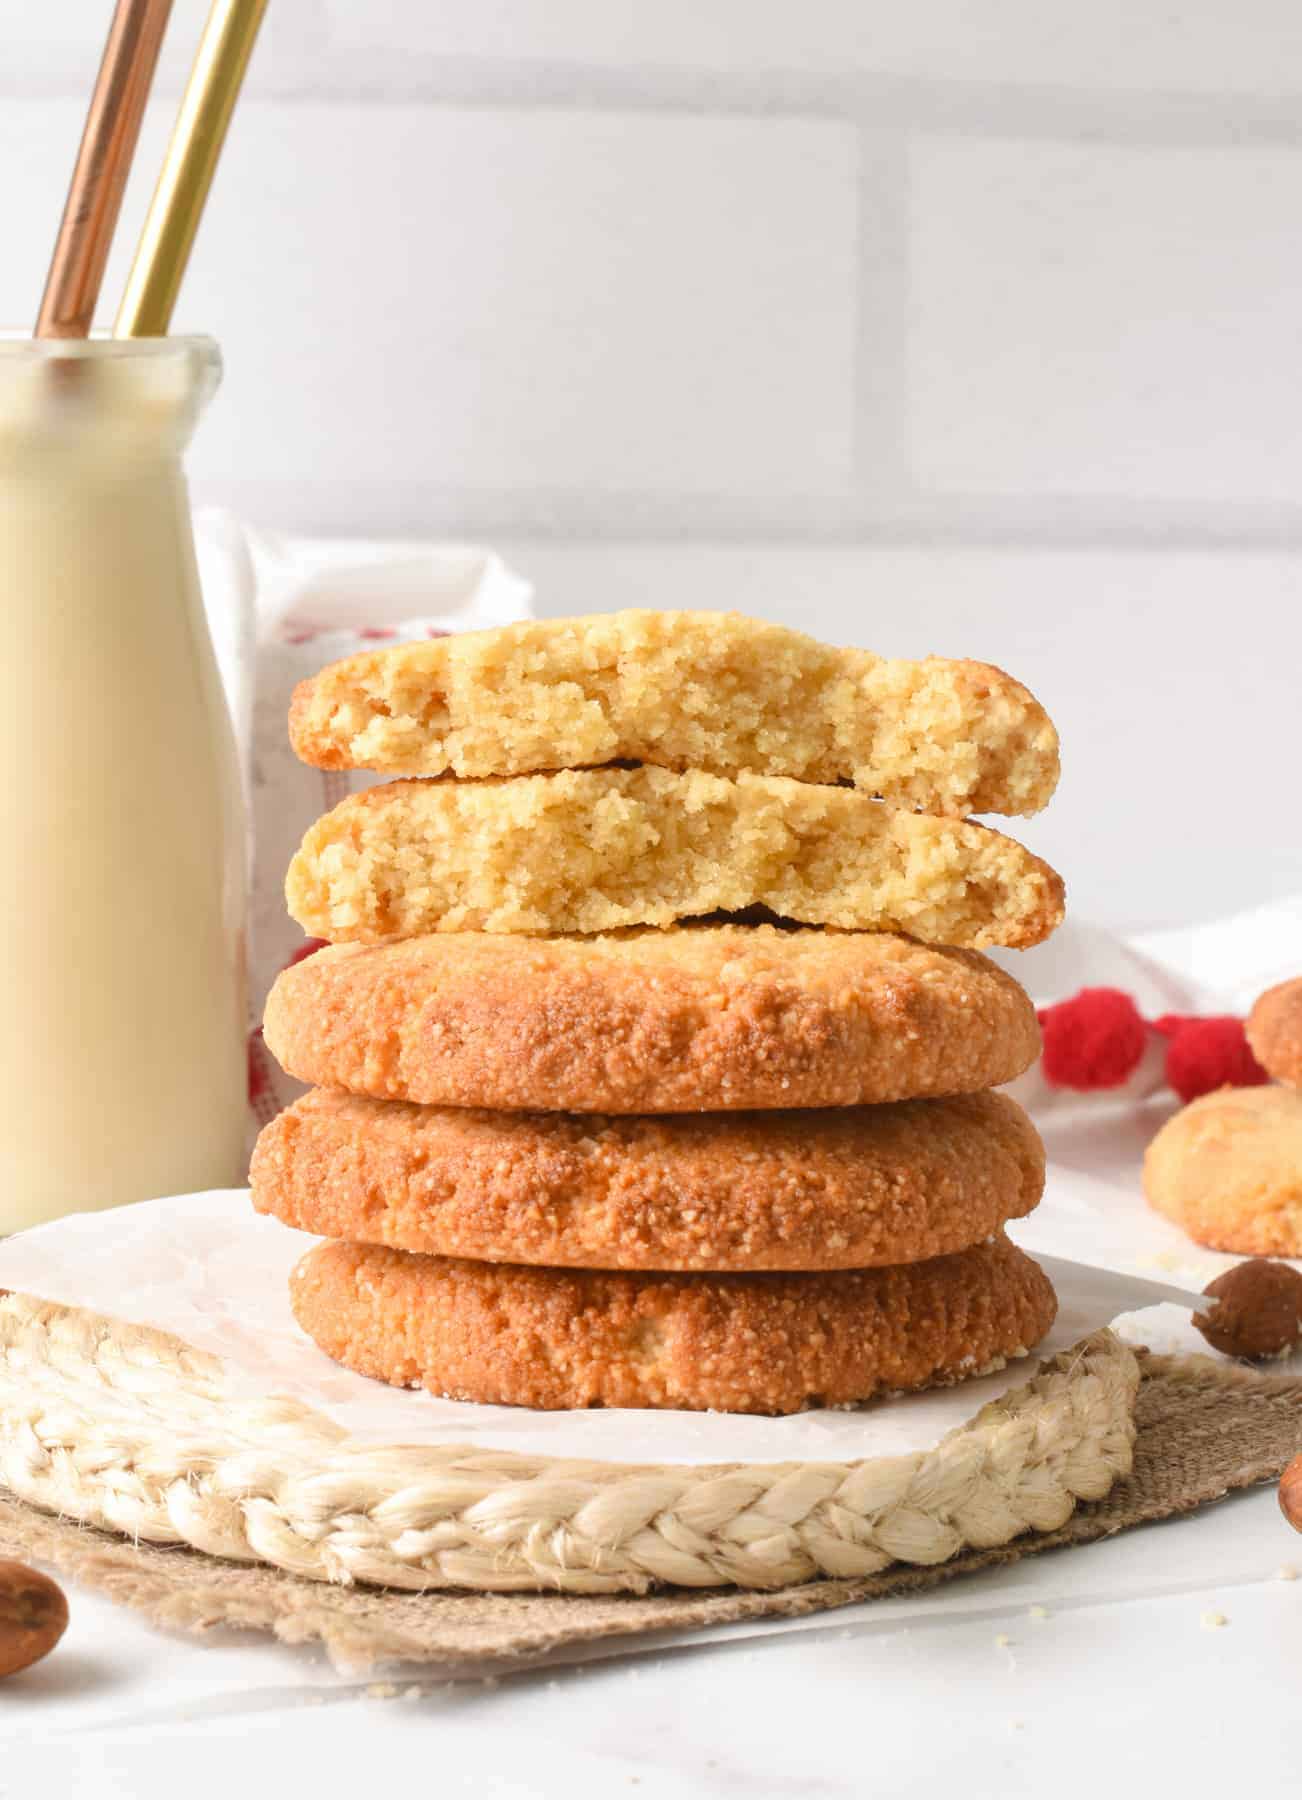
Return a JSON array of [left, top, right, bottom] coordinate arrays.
[[252, 611, 1065, 1416]]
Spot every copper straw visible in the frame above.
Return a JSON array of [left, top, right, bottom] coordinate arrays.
[[35, 0, 174, 338], [115, 0, 268, 338]]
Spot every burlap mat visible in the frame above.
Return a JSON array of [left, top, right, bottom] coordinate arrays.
[[3, 1349, 1300, 1675]]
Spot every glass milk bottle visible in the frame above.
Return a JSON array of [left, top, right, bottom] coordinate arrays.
[[0, 337, 247, 1232]]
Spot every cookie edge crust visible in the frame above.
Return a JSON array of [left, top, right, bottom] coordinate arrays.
[[262, 932, 1043, 1113], [289, 1235, 1059, 1416], [253, 1088, 1046, 1271]]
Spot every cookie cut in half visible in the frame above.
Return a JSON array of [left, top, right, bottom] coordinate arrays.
[[285, 768, 1064, 949], [1144, 1084, 1302, 1256], [252, 1088, 1045, 1272], [289, 610, 1060, 819], [291, 1233, 1058, 1415], [263, 925, 1042, 1113], [1247, 977, 1302, 1089]]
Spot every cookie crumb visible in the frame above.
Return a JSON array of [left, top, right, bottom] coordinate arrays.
[[366, 1681, 400, 1699], [1276, 1564, 1298, 1582], [1200, 1610, 1228, 1630], [1028, 1604, 1050, 1620], [994, 1633, 1012, 1648]]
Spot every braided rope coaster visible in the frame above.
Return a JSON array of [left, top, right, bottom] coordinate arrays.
[[0, 1292, 1139, 1596]]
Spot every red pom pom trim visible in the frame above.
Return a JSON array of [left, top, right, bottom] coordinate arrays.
[[1153, 1013, 1270, 1104], [1034, 988, 1271, 1102], [1038, 987, 1148, 1091]]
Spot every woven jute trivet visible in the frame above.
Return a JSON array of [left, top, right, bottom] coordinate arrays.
[[3, 1349, 1301, 1673], [0, 1296, 1139, 1593]]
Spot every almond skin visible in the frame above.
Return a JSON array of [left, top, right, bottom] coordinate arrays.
[[1193, 1259, 1302, 1359], [1279, 1455, 1302, 1535], [0, 1560, 68, 1679]]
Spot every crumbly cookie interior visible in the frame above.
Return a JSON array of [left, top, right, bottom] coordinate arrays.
[[286, 767, 1064, 948], [289, 610, 1059, 818]]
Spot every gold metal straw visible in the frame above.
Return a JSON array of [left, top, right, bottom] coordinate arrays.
[[35, 0, 174, 338], [114, 0, 268, 337]]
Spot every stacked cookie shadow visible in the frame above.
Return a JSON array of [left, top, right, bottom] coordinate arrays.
[[253, 611, 1065, 1415]]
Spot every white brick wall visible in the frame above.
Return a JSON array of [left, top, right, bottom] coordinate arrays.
[[324, 1, 1302, 95], [5, 2, 1301, 927], [187, 104, 858, 511], [9, 1, 1302, 538], [909, 138, 1302, 506]]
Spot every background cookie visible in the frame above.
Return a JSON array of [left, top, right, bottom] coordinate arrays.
[[253, 1088, 1045, 1272], [288, 609, 1060, 818], [1143, 1083, 1302, 1255], [1247, 977, 1302, 1088], [286, 767, 1064, 949], [291, 1234, 1058, 1415], [263, 925, 1042, 1113]]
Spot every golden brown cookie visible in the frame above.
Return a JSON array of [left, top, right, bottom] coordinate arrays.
[[1143, 1084, 1302, 1255], [285, 767, 1065, 950], [262, 925, 1041, 1113], [290, 1233, 1058, 1415], [252, 1088, 1045, 1272], [1247, 978, 1302, 1089], [288, 610, 1060, 818]]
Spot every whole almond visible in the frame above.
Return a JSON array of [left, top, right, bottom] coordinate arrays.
[[0, 1559, 68, 1679], [1193, 1259, 1302, 1360], [1281, 1455, 1302, 1535]]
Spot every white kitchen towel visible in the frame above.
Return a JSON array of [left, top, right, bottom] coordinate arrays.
[[193, 512, 534, 1124]]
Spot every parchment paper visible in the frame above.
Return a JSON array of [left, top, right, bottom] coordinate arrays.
[[0, 1184, 1165, 1468]]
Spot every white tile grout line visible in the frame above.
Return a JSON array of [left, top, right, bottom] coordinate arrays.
[[190, 473, 1302, 551], [13, 42, 1302, 144]]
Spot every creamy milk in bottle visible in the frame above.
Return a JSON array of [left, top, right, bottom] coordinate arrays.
[[0, 337, 247, 1231]]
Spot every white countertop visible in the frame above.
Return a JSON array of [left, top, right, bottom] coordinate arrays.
[[7, 1479, 1302, 1798]]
